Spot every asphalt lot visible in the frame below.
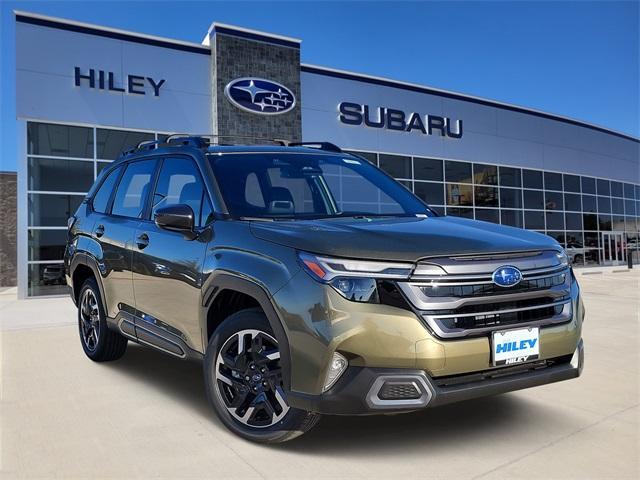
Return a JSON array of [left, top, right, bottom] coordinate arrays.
[[1, 270, 638, 479]]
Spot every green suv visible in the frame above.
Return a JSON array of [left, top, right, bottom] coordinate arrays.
[[65, 136, 584, 443]]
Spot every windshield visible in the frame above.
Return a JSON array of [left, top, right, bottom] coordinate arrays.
[[208, 152, 435, 219]]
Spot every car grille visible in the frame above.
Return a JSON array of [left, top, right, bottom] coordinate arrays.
[[398, 250, 573, 338], [415, 271, 567, 298]]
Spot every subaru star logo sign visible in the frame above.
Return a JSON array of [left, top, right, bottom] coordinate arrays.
[[224, 77, 296, 115], [492, 266, 523, 288]]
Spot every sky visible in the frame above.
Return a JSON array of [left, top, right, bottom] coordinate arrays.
[[1, 0, 638, 172]]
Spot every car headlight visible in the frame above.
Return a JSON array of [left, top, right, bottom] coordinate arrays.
[[556, 250, 569, 267], [330, 277, 379, 302], [298, 252, 413, 303]]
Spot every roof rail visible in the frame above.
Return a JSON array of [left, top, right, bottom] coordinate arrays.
[[137, 140, 162, 150], [118, 139, 162, 158], [288, 142, 342, 152], [165, 134, 210, 148], [166, 134, 287, 147], [118, 135, 343, 158]]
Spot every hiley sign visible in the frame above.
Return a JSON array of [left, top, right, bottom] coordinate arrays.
[[74, 67, 166, 96], [338, 101, 463, 139]]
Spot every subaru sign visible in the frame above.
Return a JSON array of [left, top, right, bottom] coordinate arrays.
[[492, 266, 523, 287], [224, 77, 296, 115], [338, 102, 463, 139]]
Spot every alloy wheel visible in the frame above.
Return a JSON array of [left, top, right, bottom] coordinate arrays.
[[80, 288, 100, 352], [215, 329, 290, 428]]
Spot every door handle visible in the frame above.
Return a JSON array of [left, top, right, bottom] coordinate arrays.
[[136, 233, 149, 250], [95, 224, 105, 238]]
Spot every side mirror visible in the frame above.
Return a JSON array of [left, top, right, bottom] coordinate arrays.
[[154, 204, 196, 239]]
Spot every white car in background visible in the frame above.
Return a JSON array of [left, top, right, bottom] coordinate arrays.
[[565, 241, 587, 265]]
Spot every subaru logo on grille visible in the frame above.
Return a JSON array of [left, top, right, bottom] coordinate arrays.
[[492, 266, 522, 288], [224, 77, 296, 115]]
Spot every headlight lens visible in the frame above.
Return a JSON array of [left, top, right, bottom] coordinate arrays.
[[298, 252, 413, 281], [330, 277, 379, 302], [556, 250, 569, 267], [299, 252, 413, 303]]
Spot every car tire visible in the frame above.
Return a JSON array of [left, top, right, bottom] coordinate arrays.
[[204, 308, 320, 443], [77, 278, 128, 362]]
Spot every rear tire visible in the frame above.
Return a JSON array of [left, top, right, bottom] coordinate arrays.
[[204, 308, 320, 443], [77, 278, 127, 362]]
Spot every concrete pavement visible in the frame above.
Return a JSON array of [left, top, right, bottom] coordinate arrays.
[[1, 271, 638, 479]]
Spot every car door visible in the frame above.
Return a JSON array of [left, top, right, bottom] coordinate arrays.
[[132, 156, 212, 352], [90, 160, 157, 318]]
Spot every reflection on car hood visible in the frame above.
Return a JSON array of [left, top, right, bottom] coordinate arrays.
[[250, 215, 560, 262]]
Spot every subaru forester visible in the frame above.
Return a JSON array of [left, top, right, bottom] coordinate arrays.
[[65, 136, 584, 443]]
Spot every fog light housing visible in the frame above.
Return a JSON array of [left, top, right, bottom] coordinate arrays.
[[323, 352, 348, 392]]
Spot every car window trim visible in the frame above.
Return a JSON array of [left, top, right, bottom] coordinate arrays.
[[143, 156, 163, 222]]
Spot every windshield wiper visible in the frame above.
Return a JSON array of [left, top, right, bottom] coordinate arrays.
[[239, 216, 275, 222], [330, 212, 417, 219]]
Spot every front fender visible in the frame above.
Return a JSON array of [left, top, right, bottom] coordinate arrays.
[[201, 271, 293, 390], [199, 221, 301, 390]]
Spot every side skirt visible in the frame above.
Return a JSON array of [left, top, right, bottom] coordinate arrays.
[[107, 311, 203, 361]]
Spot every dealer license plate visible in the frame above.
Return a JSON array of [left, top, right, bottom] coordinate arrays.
[[492, 327, 539, 366]]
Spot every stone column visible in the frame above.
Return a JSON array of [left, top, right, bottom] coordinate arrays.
[[208, 24, 302, 142]]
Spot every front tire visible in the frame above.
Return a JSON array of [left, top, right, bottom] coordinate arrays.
[[77, 278, 127, 362], [204, 308, 320, 443]]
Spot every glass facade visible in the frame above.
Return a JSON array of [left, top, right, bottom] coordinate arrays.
[[347, 150, 640, 269], [26, 122, 163, 296], [22, 122, 640, 296]]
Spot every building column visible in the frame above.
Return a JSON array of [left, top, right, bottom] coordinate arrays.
[[207, 24, 302, 142]]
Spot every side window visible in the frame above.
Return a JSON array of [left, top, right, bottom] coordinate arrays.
[[92, 166, 122, 214], [152, 157, 209, 227], [111, 159, 157, 218]]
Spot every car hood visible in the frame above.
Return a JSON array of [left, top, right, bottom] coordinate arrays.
[[250, 215, 560, 262]]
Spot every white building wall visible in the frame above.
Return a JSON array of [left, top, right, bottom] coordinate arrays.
[[16, 22, 212, 134], [301, 69, 639, 183]]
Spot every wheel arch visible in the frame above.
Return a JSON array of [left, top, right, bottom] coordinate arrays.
[[70, 253, 107, 308], [202, 272, 292, 390]]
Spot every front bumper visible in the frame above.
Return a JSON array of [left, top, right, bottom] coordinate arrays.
[[287, 340, 584, 415]]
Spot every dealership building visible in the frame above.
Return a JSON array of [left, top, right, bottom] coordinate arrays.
[[7, 10, 640, 298]]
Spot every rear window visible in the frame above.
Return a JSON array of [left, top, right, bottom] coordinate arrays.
[[92, 166, 122, 214]]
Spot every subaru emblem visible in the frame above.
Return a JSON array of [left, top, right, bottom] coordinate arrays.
[[492, 266, 522, 288], [224, 77, 296, 115]]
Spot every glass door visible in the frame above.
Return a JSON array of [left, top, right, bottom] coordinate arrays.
[[602, 232, 627, 266]]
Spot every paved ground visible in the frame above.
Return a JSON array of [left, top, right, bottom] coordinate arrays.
[[1, 271, 638, 479]]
